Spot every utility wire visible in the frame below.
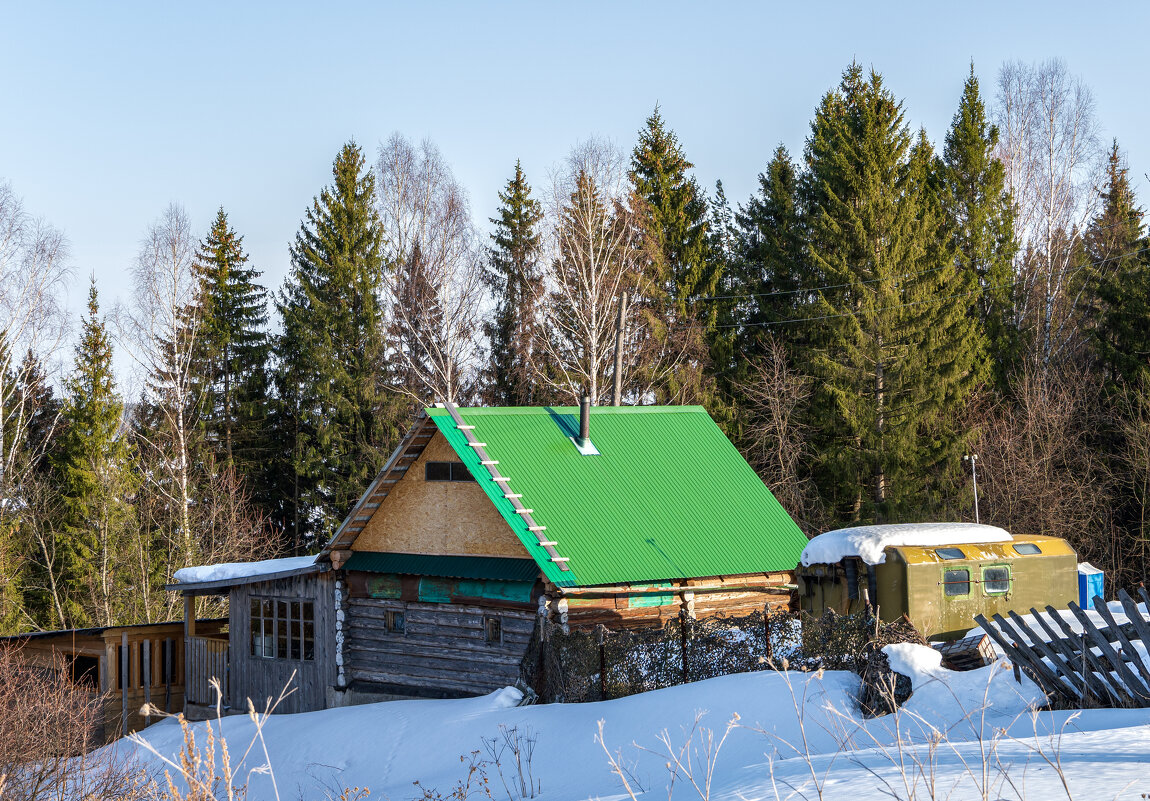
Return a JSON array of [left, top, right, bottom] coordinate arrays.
[[705, 242, 1150, 330]]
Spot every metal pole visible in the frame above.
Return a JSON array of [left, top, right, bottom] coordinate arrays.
[[612, 291, 628, 407], [964, 454, 980, 524]]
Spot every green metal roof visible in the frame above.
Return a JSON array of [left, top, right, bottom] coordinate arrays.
[[343, 552, 540, 582], [428, 405, 808, 588]]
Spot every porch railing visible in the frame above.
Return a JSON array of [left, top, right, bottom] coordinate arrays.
[[185, 636, 229, 706]]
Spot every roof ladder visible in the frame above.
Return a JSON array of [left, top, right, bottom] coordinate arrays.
[[442, 402, 570, 573]]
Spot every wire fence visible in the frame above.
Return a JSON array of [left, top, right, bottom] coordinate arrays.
[[522, 608, 924, 705]]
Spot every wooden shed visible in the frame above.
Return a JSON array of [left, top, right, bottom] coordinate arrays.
[[795, 522, 1079, 640], [0, 618, 225, 742], [171, 402, 809, 712]]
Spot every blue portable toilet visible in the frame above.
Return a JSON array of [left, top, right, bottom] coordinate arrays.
[[1077, 563, 1104, 609]]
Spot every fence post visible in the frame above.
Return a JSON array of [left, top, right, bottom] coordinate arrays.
[[680, 615, 689, 685], [596, 625, 607, 701], [764, 608, 774, 666]]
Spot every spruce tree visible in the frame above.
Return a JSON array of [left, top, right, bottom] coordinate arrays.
[[735, 145, 806, 352], [941, 65, 1017, 386], [630, 107, 718, 323], [801, 64, 984, 522], [629, 108, 720, 405], [275, 142, 396, 548], [189, 209, 272, 500], [481, 161, 546, 405], [53, 280, 136, 626], [1090, 140, 1149, 386]]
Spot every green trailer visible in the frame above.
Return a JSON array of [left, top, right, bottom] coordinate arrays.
[[796, 524, 1079, 641]]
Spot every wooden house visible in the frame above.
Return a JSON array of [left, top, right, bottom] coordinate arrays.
[[0, 618, 226, 742], [795, 522, 1079, 640], [171, 402, 808, 713]]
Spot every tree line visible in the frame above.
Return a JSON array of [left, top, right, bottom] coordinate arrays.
[[2, 57, 1149, 633]]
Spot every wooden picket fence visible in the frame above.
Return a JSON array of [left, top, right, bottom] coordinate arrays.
[[974, 587, 1150, 708]]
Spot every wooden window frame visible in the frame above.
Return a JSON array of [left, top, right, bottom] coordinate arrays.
[[483, 615, 503, 645], [425, 461, 476, 483], [250, 596, 315, 662], [385, 608, 406, 635]]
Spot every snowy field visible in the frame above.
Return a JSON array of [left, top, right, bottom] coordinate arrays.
[[110, 642, 1150, 801]]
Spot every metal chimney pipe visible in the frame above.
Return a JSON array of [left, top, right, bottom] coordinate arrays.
[[577, 389, 590, 447]]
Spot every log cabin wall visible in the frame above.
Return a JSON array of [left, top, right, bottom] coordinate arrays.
[[228, 572, 336, 714], [343, 594, 536, 699], [557, 572, 796, 629], [352, 430, 525, 558]]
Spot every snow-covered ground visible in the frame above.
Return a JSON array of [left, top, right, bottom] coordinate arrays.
[[110, 643, 1150, 801]]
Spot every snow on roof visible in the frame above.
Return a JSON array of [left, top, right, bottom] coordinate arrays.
[[800, 522, 1012, 567], [173, 556, 317, 585]]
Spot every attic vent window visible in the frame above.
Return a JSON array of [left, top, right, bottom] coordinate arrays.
[[425, 462, 475, 483], [1014, 542, 1042, 555], [935, 548, 965, 560]]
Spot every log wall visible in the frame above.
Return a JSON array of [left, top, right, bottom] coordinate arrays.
[[344, 597, 536, 697]]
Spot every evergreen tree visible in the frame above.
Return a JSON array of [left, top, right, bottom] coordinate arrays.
[[275, 142, 397, 548], [629, 108, 720, 405], [481, 161, 547, 405], [53, 280, 136, 626], [940, 65, 1018, 386], [630, 107, 718, 324], [1090, 140, 1149, 386], [735, 145, 806, 353], [800, 64, 984, 522], [188, 209, 272, 500]]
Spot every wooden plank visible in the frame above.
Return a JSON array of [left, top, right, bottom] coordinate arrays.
[[1067, 601, 1150, 707], [143, 640, 151, 726], [120, 633, 129, 736], [1046, 605, 1133, 706], [1027, 607, 1103, 703], [1116, 589, 1150, 683], [983, 614, 1066, 699], [1006, 611, 1083, 701], [1091, 596, 1150, 698]]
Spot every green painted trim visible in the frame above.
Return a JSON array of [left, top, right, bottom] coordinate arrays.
[[981, 563, 1012, 596], [941, 566, 971, 598]]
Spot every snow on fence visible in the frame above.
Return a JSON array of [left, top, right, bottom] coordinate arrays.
[[975, 587, 1150, 708]]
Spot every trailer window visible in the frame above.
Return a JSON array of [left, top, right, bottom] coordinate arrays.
[[1013, 543, 1042, 555], [943, 569, 970, 596], [983, 566, 1011, 594], [936, 548, 965, 560]]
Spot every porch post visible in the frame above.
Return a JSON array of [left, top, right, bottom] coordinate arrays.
[[183, 593, 196, 714]]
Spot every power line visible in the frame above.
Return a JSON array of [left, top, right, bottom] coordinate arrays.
[[697, 215, 1147, 304], [708, 242, 1150, 330]]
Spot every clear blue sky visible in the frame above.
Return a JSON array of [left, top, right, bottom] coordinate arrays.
[[4, 1, 1150, 373]]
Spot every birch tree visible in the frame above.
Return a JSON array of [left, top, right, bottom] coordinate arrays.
[[995, 59, 1102, 373], [120, 203, 202, 568], [542, 138, 639, 404], [0, 182, 69, 512], [376, 133, 483, 405]]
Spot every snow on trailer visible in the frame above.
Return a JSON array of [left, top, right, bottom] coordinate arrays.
[[796, 522, 1080, 641], [801, 522, 1012, 566]]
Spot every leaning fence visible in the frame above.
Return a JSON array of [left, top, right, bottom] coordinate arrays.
[[975, 587, 1150, 709]]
